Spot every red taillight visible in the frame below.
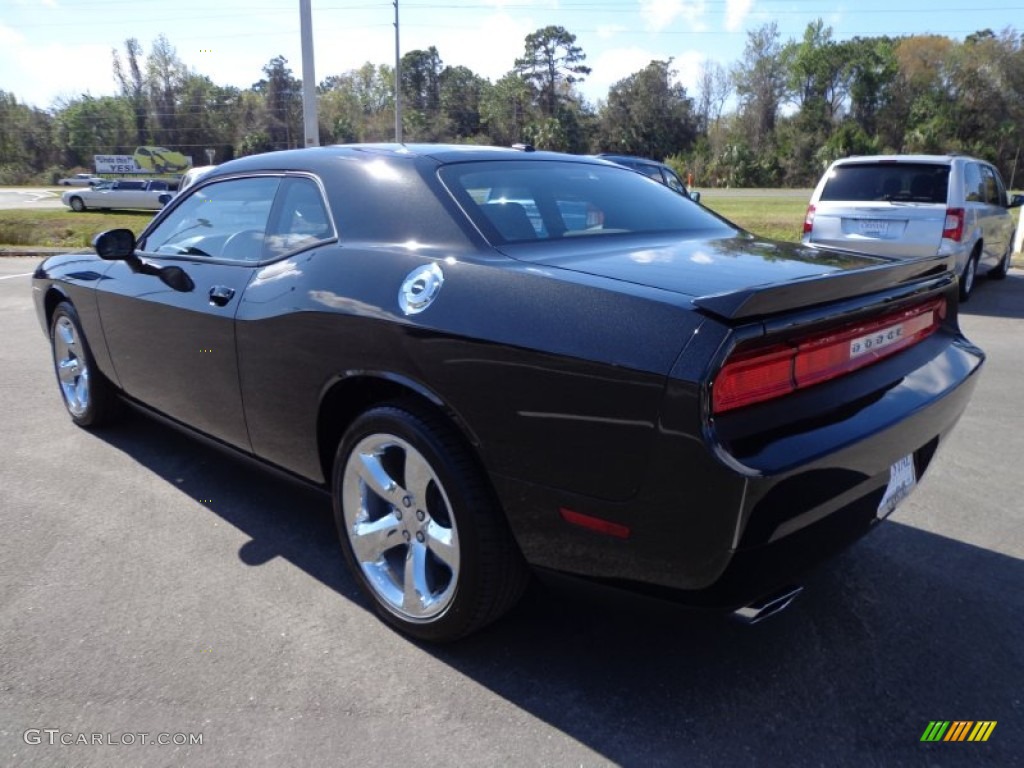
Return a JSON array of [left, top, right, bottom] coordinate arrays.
[[942, 207, 964, 242], [803, 204, 816, 234], [712, 298, 947, 414]]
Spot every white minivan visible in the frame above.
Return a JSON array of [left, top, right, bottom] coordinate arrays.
[[804, 154, 1023, 300]]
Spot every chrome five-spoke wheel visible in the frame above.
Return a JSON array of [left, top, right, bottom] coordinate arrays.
[[341, 433, 460, 622], [332, 404, 528, 642], [53, 314, 90, 418], [49, 302, 117, 427]]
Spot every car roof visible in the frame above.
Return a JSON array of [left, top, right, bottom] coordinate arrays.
[[830, 154, 981, 166], [211, 144, 607, 178]]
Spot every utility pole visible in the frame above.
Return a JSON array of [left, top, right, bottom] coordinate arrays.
[[300, 0, 320, 147], [394, 0, 403, 143]]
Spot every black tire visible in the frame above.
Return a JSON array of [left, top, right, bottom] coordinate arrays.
[[69, 196, 85, 212], [332, 403, 528, 642], [989, 243, 1012, 280], [49, 302, 119, 427], [959, 248, 979, 302]]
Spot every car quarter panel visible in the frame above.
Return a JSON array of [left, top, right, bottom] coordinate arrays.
[[234, 240, 701, 501], [504, 279, 983, 598]]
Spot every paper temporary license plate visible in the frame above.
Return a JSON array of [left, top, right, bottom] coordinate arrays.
[[878, 454, 917, 518], [859, 219, 889, 236]]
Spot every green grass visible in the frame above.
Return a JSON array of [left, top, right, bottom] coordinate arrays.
[[0, 209, 156, 248], [700, 196, 806, 243]]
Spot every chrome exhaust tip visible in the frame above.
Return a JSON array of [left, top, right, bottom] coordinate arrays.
[[732, 585, 803, 625]]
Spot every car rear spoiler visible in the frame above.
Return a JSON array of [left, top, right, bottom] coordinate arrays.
[[693, 255, 955, 322]]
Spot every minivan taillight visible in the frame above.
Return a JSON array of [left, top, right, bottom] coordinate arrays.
[[712, 297, 947, 414], [942, 208, 964, 242], [802, 205, 816, 234]]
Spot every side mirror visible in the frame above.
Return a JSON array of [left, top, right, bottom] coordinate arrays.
[[93, 228, 136, 260], [689, 191, 701, 203], [1009, 194, 1024, 209]]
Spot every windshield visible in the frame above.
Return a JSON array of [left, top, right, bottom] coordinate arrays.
[[820, 162, 949, 204], [440, 160, 732, 249]]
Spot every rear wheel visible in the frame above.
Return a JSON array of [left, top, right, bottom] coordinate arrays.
[[49, 302, 118, 427], [332, 403, 528, 642], [959, 248, 979, 302], [989, 242, 1012, 280], [69, 196, 85, 212]]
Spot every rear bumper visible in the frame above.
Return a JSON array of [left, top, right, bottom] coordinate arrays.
[[496, 333, 984, 609]]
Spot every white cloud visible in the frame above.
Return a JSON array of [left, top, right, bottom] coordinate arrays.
[[668, 50, 707, 94], [596, 24, 628, 41], [585, 46, 663, 102], [411, 11, 534, 82], [0, 32, 115, 108], [725, 0, 754, 32], [638, 0, 707, 33], [0, 22, 26, 47]]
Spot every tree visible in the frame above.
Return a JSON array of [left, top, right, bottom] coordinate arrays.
[[401, 47, 445, 141], [401, 47, 443, 113], [597, 60, 698, 159], [514, 26, 591, 117], [439, 65, 487, 139], [252, 56, 303, 149], [55, 96, 136, 167], [695, 60, 730, 134], [146, 35, 188, 148], [844, 36, 898, 139], [112, 38, 148, 146], [732, 22, 787, 150], [0, 91, 59, 183], [481, 73, 534, 146], [317, 63, 394, 142]]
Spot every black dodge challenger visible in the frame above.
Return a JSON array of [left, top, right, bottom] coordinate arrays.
[[33, 145, 984, 641]]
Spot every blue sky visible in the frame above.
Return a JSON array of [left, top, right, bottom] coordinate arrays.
[[1, 0, 1020, 110]]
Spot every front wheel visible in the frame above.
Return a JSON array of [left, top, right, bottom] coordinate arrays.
[[49, 302, 118, 427], [332, 404, 528, 642], [69, 196, 85, 212]]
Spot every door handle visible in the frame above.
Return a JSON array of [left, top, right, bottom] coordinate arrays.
[[208, 285, 236, 307]]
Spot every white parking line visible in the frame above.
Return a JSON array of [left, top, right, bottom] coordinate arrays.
[[0, 272, 34, 280]]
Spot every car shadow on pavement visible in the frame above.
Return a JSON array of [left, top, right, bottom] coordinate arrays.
[[961, 270, 1024, 319], [94, 409, 1022, 766]]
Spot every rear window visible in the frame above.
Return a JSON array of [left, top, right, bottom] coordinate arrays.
[[820, 163, 949, 204], [440, 160, 730, 246]]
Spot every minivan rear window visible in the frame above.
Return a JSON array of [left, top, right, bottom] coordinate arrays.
[[820, 163, 949, 204]]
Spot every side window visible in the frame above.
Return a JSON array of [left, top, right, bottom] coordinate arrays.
[[265, 177, 335, 258], [979, 165, 1004, 206], [964, 163, 984, 202], [662, 168, 686, 193], [635, 164, 662, 181], [142, 176, 280, 262]]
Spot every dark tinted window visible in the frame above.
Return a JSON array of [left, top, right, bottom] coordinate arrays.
[[964, 163, 984, 202], [979, 165, 1004, 206], [265, 177, 335, 257], [820, 163, 949, 204], [441, 160, 729, 246]]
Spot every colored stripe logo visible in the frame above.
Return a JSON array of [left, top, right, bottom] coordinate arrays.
[[921, 721, 997, 742]]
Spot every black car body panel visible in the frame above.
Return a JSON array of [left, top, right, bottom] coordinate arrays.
[[33, 144, 984, 616]]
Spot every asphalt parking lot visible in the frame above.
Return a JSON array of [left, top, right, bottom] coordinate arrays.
[[1, 256, 1021, 767]]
